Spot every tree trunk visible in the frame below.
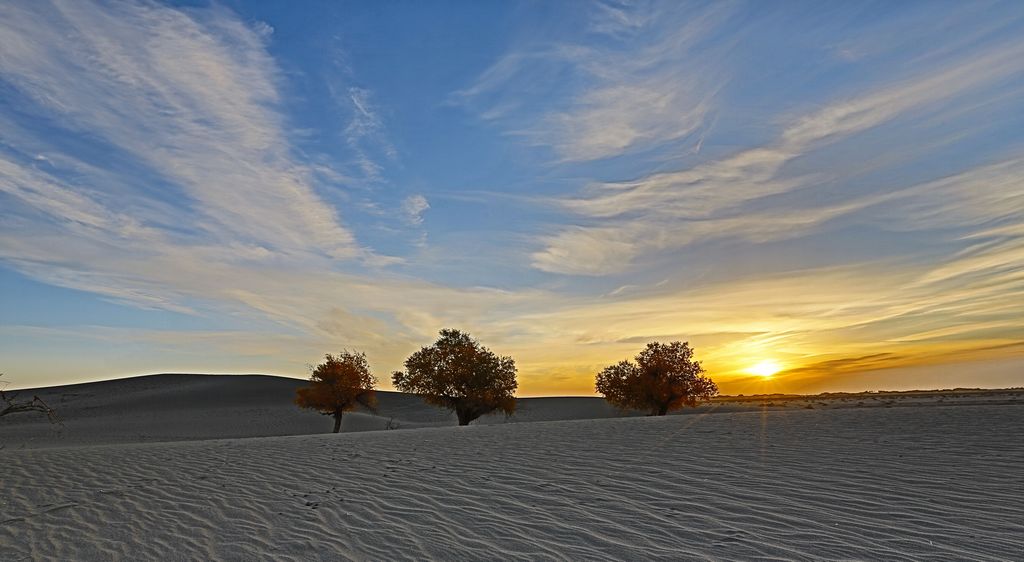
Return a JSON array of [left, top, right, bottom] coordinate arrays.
[[456, 408, 473, 426], [653, 403, 669, 416], [332, 412, 343, 433]]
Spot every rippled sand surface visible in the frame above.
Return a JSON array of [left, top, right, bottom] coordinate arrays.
[[3, 404, 1022, 561]]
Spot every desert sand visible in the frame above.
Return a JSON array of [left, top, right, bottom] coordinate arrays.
[[1, 375, 1022, 560]]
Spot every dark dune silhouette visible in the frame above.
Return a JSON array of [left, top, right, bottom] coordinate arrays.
[[4, 374, 1019, 450], [0, 373, 627, 448]]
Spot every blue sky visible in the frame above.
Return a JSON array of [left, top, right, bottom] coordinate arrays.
[[2, 0, 1023, 394]]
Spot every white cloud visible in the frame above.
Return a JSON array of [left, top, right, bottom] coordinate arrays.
[[341, 86, 397, 181], [400, 194, 430, 226], [544, 80, 714, 162], [455, 3, 730, 162], [0, 2, 409, 330], [0, 0, 564, 382], [588, 1, 652, 37], [0, 0, 362, 260], [533, 36, 1024, 275]]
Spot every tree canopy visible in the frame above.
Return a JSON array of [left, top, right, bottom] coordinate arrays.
[[295, 352, 378, 433], [392, 329, 517, 425], [595, 341, 718, 416]]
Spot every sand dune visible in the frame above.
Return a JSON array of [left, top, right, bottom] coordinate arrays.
[[2, 404, 1022, 560], [0, 374, 631, 449], [2, 374, 1020, 450]]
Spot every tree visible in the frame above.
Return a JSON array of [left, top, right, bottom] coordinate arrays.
[[0, 374, 60, 424], [295, 352, 378, 433], [595, 341, 718, 416], [392, 329, 517, 426]]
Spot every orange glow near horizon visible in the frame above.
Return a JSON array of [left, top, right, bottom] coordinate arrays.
[[506, 339, 1024, 397]]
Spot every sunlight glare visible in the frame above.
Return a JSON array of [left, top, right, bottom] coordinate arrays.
[[748, 360, 782, 377]]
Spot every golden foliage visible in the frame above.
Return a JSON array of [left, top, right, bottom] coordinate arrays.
[[595, 341, 718, 415], [392, 329, 517, 425], [295, 352, 378, 432]]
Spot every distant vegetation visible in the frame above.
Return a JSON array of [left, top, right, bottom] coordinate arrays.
[[296, 335, 723, 432], [0, 373, 60, 424], [392, 329, 517, 426], [295, 352, 378, 433], [595, 342, 718, 416]]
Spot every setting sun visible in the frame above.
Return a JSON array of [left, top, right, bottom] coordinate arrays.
[[748, 360, 783, 377]]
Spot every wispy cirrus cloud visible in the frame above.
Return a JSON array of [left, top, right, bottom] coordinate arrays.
[[532, 36, 1024, 275], [340, 86, 397, 182], [400, 195, 430, 226], [454, 2, 731, 162], [0, 0, 359, 260], [0, 0, 546, 355], [0, 1, 498, 363]]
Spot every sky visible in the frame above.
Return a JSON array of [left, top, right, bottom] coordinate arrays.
[[2, 0, 1023, 396]]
